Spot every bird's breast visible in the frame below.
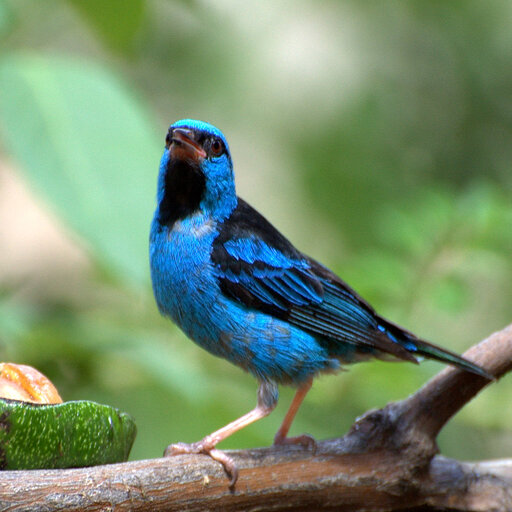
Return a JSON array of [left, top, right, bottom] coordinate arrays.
[[149, 213, 341, 385], [150, 214, 219, 324]]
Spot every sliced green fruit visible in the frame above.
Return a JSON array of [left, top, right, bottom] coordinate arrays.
[[0, 399, 136, 469]]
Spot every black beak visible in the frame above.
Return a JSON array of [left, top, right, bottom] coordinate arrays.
[[169, 128, 207, 162]]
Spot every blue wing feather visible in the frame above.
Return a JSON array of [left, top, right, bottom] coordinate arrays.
[[211, 199, 419, 362], [210, 197, 493, 379], [219, 238, 321, 309]]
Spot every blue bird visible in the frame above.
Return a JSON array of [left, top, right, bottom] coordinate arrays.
[[149, 119, 491, 485]]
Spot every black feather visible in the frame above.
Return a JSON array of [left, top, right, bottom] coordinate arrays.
[[212, 197, 493, 377], [158, 158, 205, 227]]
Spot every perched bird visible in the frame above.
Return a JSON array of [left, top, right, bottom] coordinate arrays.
[[149, 119, 491, 485]]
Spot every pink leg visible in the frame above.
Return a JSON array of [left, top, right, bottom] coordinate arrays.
[[273, 377, 315, 449], [165, 381, 278, 487]]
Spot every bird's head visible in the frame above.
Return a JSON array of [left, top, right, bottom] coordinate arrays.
[[156, 119, 237, 225]]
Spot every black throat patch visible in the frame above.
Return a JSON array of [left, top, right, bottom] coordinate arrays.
[[158, 158, 206, 227]]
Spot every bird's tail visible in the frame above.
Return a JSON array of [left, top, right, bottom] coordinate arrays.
[[378, 317, 494, 380]]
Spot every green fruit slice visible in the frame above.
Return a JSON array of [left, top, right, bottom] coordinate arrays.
[[0, 398, 136, 469]]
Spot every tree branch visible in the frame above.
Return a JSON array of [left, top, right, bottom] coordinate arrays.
[[0, 324, 511, 512]]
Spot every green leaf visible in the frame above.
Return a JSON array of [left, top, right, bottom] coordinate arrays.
[[0, 1, 15, 39], [0, 53, 161, 286], [68, 0, 146, 54]]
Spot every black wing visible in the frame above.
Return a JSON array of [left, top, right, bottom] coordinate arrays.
[[211, 198, 418, 362]]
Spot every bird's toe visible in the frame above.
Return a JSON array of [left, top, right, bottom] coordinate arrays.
[[274, 433, 317, 452], [164, 441, 200, 457], [209, 448, 239, 489], [163, 441, 239, 488]]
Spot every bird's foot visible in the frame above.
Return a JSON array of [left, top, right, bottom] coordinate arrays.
[[273, 432, 317, 453], [164, 440, 239, 488]]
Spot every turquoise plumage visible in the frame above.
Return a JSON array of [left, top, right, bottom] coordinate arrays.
[[149, 119, 492, 485]]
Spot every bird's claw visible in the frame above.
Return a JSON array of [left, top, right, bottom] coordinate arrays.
[[209, 448, 239, 488], [273, 433, 317, 453], [164, 441, 239, 489], [164, 441, 207, 457]]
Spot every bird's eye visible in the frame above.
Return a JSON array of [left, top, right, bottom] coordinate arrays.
[[210, 138, 224, 157]]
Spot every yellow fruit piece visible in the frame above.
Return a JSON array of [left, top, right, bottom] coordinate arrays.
[[0, 363, 63, 404]]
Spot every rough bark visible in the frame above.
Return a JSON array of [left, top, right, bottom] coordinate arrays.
[[0, 324, 510, 512]]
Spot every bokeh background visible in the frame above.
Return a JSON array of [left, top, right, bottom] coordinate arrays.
[[0, 0, 511, 462]]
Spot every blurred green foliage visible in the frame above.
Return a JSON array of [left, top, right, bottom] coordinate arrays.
[[0, 0, 510, 463]]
